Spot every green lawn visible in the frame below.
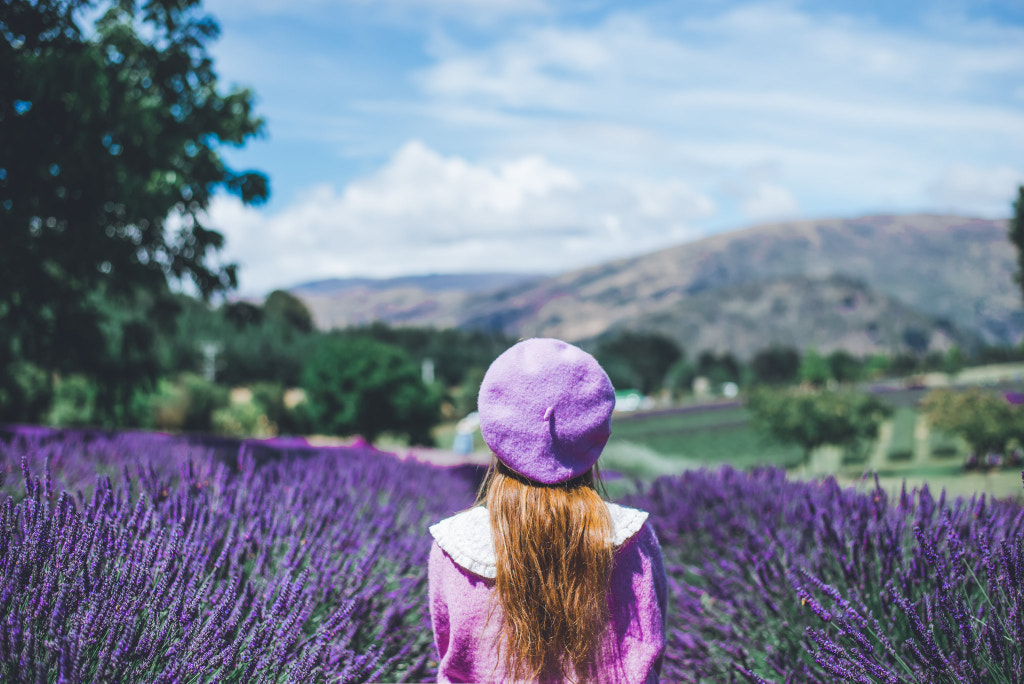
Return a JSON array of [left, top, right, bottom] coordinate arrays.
[[887, 407, 916, 461], [928, 427, 964, 459], [607, 406, 804, 474]]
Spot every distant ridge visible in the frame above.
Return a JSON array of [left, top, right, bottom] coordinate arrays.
[[288, 273, 539, 330], [287, 214, 1023, 358], [290, 273, 538, 296], [456, 214, 1021, 357]]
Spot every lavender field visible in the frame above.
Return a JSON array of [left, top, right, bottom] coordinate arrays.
[[2, 427, 1024, 683]]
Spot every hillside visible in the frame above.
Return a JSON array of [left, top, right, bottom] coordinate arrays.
[[457, 214, 1020, 356], [292, 273, 538, 330], [596, 273, 975, 358], [288, 215, 1022, 358]]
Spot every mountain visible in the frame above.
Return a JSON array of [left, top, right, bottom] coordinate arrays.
[[289, 215, 1023, 358], [596, 273, 975, 359], [290, 273, 539, 330], [291, 273, 537, 296], [456, 214, 1020, 357]]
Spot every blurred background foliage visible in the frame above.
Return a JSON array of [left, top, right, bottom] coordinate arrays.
[[2, 0, 1024, 458]]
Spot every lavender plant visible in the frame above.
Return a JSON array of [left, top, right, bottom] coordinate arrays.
[[6, 426, 1024, 683], [624, 467, 1024, 683], [0, 427, 479, 682]]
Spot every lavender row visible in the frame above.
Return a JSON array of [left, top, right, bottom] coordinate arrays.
[[624, 467, 1024, 682], [0, 428, 479, 682], [6, 426, 1024, 682]]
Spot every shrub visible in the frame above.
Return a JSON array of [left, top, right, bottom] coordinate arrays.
[[47, 375, 99, 427], [921, 388, 1024, 457], [302, 336, 441, 445], [212, 401, 275, 437], [747, 388, 892, 466]]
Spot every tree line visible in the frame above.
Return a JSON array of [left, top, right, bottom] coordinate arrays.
[[590, 331, 1024, 398]]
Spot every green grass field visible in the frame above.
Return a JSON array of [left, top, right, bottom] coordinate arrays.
[[607, 406, 804, 473], [886, 407, 916, 461]]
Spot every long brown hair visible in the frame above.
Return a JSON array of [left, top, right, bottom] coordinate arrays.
[[477, 459, 614, 683]]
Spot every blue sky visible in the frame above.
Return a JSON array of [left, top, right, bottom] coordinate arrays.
[[195, 0, 1024, 294]]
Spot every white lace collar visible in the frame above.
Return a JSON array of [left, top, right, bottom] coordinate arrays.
[[429, 502, 649, 579]]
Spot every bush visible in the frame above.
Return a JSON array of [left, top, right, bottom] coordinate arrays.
[[139, 374, 230, 432], [921, 388, 1024, 457], [302, 336, 441, 445], [798, 349, 830, 387], [47, 375, 98, 427], [250, 382, 287, 428], [212, 401, 274, 437], [747, 388, 892, 466], [0, 360, 52, 423]]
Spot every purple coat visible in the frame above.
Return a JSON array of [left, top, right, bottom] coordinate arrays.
[[428, 503, 668, 683]]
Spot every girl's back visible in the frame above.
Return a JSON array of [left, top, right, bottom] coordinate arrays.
[[427, 338, 667, 683]]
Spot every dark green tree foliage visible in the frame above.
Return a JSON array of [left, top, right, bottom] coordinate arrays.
[[302, 336, 441, 445], [798, 349, 830, 387], [219, 322, 317, 387], [664, 358, 697, 397], [163, 295, 316, 387], [1010, 185, 1024, 304], [343, 322, 514, 388], [595, 331, 683, 394], [0, 0, 267, 421], [222, 301, 264, 329], [975, 345, 1024, 365], [696, 350, 741, 387], [826, 349, 862, 383], [751, 347, 800, 385], [263, 290, 315, 333], [888, 352, 919, 377], [747, 388, 893, 466]]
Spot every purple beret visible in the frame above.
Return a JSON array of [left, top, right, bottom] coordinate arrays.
[[478, 338, 615, 484]]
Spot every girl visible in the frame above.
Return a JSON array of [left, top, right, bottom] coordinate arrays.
[[428, 338, 667, 683]]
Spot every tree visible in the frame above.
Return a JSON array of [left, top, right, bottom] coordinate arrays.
[[798, 349, 830, 387], [751, 347, 800, 385], [747, 388, 892, 467], [696, 350, 741, 388], [1010, 185, 1024, 305], [342, 322, 514, 388], [302, 336, 441, 445], [921, 388, 1024, 457], [264, 290, 315, 333], [594, 331, 683, 395], [888, 353, 919, 377], [1, 0, 267, 421], [664, 357, 697, 397], [826, 350, 861, 384], [223, 301, 264, 329]]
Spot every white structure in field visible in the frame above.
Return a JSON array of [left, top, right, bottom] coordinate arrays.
[[453, 411, 480, 455]]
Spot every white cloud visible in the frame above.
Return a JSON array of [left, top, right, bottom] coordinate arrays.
[[211, 141, 715, 293], [412, 3, 1024, 218], [927, 164, 1024, 215], [419, 7, 1024, 114], [739, 182, 800, 221]]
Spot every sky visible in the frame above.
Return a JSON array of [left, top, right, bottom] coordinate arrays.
[[194, 0, 1024, 295]]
